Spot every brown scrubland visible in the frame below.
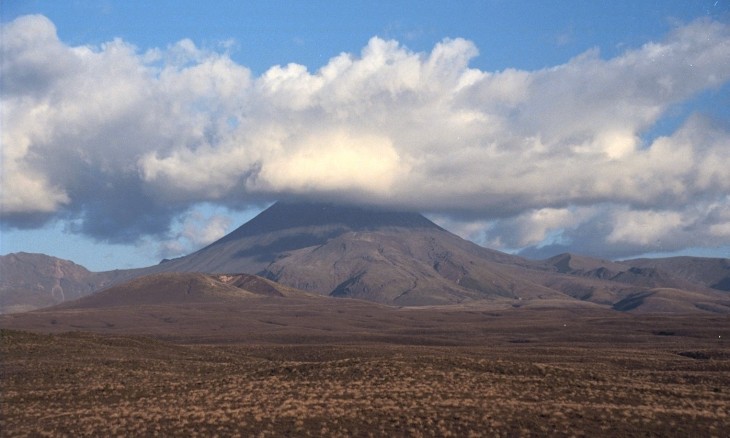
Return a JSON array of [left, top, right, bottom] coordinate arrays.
[[2, 306, 729, 437]]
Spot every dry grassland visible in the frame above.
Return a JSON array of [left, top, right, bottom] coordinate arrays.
[[2, 314, 729, 437]]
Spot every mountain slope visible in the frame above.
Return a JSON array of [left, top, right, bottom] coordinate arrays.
[[260, 227, 564, 305], [610, 288, 730, 313]]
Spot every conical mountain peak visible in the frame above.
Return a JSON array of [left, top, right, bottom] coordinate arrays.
[[216, 201, 442, 244], [150, 201, 447, 277]]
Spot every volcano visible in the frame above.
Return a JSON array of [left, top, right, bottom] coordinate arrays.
[[145, 201, 560, 305], [154, 202, 444, 273]]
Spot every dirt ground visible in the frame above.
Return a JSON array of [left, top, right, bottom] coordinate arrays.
[[2, 308, 729, 436]]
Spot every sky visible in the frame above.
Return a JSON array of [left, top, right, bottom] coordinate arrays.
[[1, 0, 730, 271]]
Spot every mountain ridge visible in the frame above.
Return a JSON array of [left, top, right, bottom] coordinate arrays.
[[2, 202, 729, 313]]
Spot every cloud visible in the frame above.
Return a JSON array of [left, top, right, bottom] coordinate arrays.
[[487, 207, 595, 249], [515, 198, 730, 260], [155, 207, 234, 259], [251, 129, 403, 195], [2, 14, 730, 258]]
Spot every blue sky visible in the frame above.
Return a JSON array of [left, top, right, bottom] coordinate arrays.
[[6, 1, 725, 73], [1, 0, 729, 271]]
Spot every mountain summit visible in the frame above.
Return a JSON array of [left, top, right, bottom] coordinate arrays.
[[216, 201, 442, 242], [154, 202, 445, 276]]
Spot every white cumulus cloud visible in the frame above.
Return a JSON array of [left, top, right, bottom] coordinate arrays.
[[2, 14, 730, 259]]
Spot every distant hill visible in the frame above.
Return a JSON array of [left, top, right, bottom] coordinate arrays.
[[0, 253, 131, 314], [543, 253, 628, 277], [540, 252, 717, 291], [57, 272, 316, 309], [623, 256, 730, 291]]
